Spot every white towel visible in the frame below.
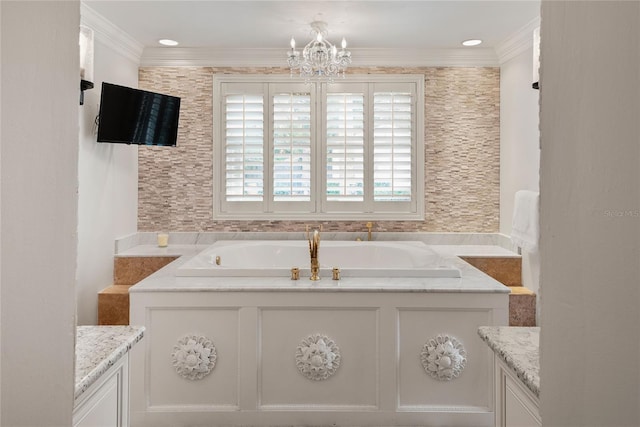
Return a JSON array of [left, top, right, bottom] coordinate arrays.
[[511, 190, 540, 253]]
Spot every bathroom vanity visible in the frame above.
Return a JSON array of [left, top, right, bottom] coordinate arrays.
[[74, 326, 144, 427], [478, 326, 540, 427], [127, 240, 511, 427]]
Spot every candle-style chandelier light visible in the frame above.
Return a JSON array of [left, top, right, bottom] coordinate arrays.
[[287, 21, 352, 82]]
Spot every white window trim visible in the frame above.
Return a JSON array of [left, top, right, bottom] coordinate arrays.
[[213, 74, 425, 220]]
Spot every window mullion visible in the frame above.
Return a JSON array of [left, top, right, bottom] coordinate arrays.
[[364, 83, 374, 212], [265, 83, 274, 213], [315, 82, 324, 213], [319, 82, 327, 212]]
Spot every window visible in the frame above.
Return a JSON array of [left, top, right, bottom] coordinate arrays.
[[214, 75, 424, 220]]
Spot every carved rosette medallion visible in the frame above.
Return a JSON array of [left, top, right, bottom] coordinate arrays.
[[420, 334, 467, 381], [295, 334, 341, 381], [171, 334, 217, 380]]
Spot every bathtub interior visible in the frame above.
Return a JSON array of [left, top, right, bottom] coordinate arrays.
[[176, 240, 461, 278]]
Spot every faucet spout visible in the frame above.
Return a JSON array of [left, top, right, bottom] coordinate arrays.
[[366, 222, 374, 241], [306, 225, 321, 281]]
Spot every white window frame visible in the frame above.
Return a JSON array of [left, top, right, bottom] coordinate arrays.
[[213, 74, 425, 220]]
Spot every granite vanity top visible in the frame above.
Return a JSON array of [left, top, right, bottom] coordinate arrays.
[[478, 326, 540, 398], [75, 325, 145, 400]]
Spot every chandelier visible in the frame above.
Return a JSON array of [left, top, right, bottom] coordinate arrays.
[[287, 21, 352, 82]]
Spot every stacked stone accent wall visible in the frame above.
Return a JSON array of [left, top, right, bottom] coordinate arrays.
[[138, 66, 499, 232]]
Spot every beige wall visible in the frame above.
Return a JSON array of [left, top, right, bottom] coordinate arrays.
[[138, 66, 500, 232], [1, 2, 78, 424], [540, 1, 640, 426]]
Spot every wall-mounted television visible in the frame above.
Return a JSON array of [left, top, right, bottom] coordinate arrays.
[[97, 82, 180, 146]]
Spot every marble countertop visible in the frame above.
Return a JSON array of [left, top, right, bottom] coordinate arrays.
[[116, 244, 205, 258], [427, 244, 519, 258], [117, 243, 519, 259], [75, 325, 145, 400], [116, 232, 521, 257], [478, 326, 540, 398]]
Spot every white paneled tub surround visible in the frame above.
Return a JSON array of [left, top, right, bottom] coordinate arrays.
[[129, 242, 509, 427]]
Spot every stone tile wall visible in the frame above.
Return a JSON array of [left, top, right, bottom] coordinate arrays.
[[138, 66, 499, 232]]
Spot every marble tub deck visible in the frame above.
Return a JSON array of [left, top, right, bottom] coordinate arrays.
[[101, 235, 539, 327], [478, 326, 540, 397], [125, 244, 512, 294], [115, 233, 520, 294], [116, 234, 515, 292], [75, 325, 145, 399]]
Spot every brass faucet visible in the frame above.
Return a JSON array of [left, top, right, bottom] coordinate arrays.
[[306, 225, 321, 281], [366, 221, 374, 241]]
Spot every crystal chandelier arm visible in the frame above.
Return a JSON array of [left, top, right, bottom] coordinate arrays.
[[287, 20, 351, 82]]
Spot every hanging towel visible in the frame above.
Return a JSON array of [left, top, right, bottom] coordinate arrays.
[[511, 190, 540, 253]]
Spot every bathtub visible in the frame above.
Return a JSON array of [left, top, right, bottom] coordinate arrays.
[[130, 239, 509, 427], [176, 240, 461, 278]]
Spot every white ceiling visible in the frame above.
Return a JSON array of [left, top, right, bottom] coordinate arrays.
[[83, 0, 541, 66]]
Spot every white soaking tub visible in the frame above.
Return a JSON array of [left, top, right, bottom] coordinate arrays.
[[176, 240, 461, 278], [129, 240, 510, 427]]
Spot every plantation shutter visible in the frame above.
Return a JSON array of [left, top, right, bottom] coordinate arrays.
[[214, 76, 423, 219], [269, 83, 316, 213], [224, 93, 264, 202], [373, 91, 413, 202], [325, 92, 365, 202], [272, 92, 312, 202], [218, 83, 267, 214]]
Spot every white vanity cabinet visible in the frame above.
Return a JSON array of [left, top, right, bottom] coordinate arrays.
[[478, 326, 540, 427], [74, 326, 144, 427], [73, 355, 129, 427], [495, 357, 541, 427]]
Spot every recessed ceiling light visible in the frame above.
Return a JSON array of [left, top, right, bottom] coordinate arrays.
[[462, 39, 482, 47], [159, 39, 179, 46]]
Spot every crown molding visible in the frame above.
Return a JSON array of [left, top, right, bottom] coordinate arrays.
[[80, 3, 144, 65], [351, 48, 499, 67], [495, 16, 541, 64], [80, 4, 534, 69], [140, 47, 499, 68]]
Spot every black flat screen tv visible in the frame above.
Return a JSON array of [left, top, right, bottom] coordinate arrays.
[[97, 82, 180, 146]]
